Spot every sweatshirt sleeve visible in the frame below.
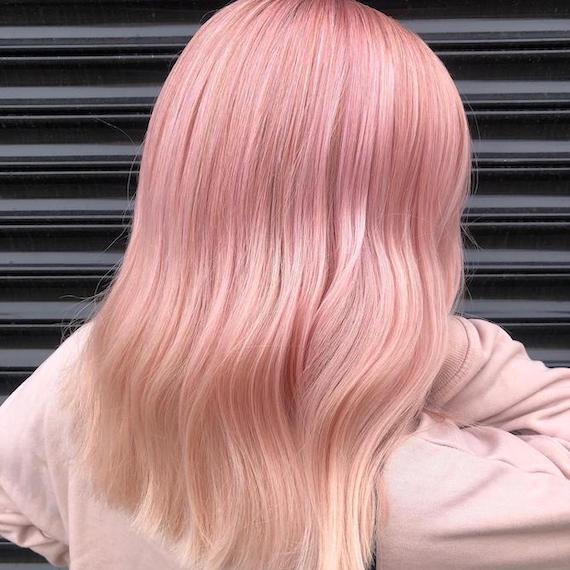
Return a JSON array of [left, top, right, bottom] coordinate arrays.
[[379, 415, 570, 570], [427, 315, 570, 441], [0, 323, 91, 567], [0, 483, 69, 568]]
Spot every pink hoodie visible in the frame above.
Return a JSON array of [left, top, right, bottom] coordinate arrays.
[[0, 315, 569, 569]]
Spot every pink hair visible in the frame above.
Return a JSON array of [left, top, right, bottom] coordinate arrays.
[[60, 0, 472, 568]]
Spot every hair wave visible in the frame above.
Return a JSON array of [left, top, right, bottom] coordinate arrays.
[[60, 1, 472, 568]]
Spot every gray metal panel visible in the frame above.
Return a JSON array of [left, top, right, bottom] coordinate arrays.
[[1, 0, 569, 566]]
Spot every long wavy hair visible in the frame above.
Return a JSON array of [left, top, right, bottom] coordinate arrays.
[[59, 0, 472, 568]]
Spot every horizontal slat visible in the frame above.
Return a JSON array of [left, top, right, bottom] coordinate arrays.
[[459, 80, 570, 108], [13, 289, 570, 330], [0, 537, 49, 565], [0, 86, 157, 111], [0, 224, 126, 276], [1, 167, 569, 221], [1, 15, 569, 51], [5, 193, 570, 223], [0, 142, 567, 168], [4, 51, 558, 88], [1, 0, 568, 19], [4, 209, 570, 275], [6, 273, 570, 324], [5, 315, 570, 386], [1, 83, 569, 113]]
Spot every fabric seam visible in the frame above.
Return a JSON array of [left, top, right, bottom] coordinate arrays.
[[415, 434, 570, 480], [430, 315, 473, 402]]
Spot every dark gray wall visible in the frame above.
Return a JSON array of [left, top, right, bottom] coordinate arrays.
[[1, 0, 569, 566]]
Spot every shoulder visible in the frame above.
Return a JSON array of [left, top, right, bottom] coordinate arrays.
[[388, 412, 568, 480], [0, 320, 94, 411], [0, 322, 94, 565], [429, 315, 525, 410], [0, 321, 94, 464], [378, 413, 570, 568], [455, 314, 523, 358], [35, 320, 94, 393]]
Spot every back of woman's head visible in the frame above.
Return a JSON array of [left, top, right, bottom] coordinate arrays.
[[60, 0, 472, 568]]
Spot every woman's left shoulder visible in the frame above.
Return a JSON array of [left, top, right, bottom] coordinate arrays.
[[0, 322, 94, 567]]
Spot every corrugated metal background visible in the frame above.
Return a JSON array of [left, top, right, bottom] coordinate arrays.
[[1, 0, 569, 567]]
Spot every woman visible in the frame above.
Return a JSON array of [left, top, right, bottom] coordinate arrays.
[[0, 0, 569, 568]]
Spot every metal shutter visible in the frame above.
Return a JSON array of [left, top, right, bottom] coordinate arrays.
[[1, 0, 568, 567]]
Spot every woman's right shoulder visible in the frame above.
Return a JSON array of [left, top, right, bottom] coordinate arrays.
[[429, 314, 570, 441], [378, 413, 570, 569]]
